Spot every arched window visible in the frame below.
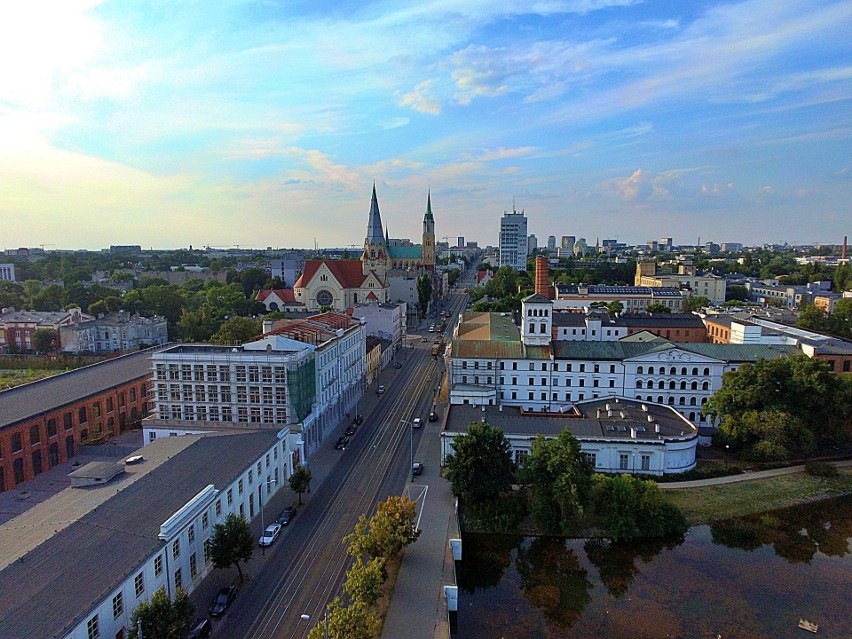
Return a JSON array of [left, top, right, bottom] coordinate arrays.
[[669, 381, 676, 389], [681, 367, 687, 375], [636, 395, 642, 400], [636, 380, 643, 389], [680, 381, 686, 390], [679, 397, 685, 405], [658, 380, 666, 389], [670, 367, 676, 375], [703, 367, 710, 376], [692, 367, 698, 375], [689, 412, 696, 421], [690, 397, 697, 405], [637, 366, 644, 374], [648, 366, 655, 374], [702, 381, 709, 390], [690, 381, 697, 390], [701, 397, 708, 405], [647, 395, 653, 402], [667, 397, 675, 405], [658, 396, 664, 403]]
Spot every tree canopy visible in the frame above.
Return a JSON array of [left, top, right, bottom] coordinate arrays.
[[344, 495, 420, 559], [129, 587, 194, 639], [445, 422, 516, 503], [289, 465, 312, 504], [208, 513, 254, 581]]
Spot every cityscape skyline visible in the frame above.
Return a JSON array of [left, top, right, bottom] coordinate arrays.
[[1, 1, 850, 250]]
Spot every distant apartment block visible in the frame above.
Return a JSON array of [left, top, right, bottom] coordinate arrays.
[[59, 312, 168, 354], [0, 264, 15, 282], [553, 284, 685, 312], [271, 253, 306, 288], [635, 262, 727, 304], [109, 245, 142, 254], [498, 208, 528, 272], [0, 308, 93, 353]]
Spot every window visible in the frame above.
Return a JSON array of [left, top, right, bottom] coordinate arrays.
[[619, 454, 629, 470], [190, 553, 198, 579], [79, 407, 88, 423], [188, 525, 195, 544], [216, 499, 222, 516], [134, 572, 144, 597], [47, 418, 57, 438], [514, 450, 529, 466], [172, 539, 180, 559], [202, 512, 209, 529], [174, 568, 182, 590], [585, 452, 597, 467], [112, 593, 123, 618], [239, 479, 244, 494], [11, 433, 22, 453], [106, 397, 114, 412], [641, 455, 651, 471], [227, 489, 233, 506], [64, 412, 73, 430], [154, 554, 163, 577], [87, 614, 99, 639]]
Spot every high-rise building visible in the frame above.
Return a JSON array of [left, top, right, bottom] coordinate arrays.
[[573, 238, 587, 257], [528, 234, 538, 253], [498, 208, 529, 272], [457, 236, 465, 247], [660, 237, 673, 251], [547, 236, 557, 252]]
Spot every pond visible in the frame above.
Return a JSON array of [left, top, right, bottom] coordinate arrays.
[[455, 496, 851, 639]]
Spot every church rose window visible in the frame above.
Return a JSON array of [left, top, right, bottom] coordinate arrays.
[[316, 290, 333, 306]]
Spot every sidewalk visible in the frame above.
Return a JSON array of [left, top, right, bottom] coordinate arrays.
[[659, 459, 852, 489]]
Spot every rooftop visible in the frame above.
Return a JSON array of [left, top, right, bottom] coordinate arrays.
[[0, 350, 153, 431], [0, 430, 280, 639]]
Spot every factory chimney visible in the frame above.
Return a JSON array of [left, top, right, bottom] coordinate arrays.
[[535, 256, 551, 299]]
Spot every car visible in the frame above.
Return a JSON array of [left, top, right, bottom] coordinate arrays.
[[421, 337, 428, 343], [428, 411, 438, 422], [345, 424, 357, 436], [412, 417, 422, 428], [412, 462, 424, 476], [355, 414, 364, 425], [277, 506, 296, 526], [335, 435, 349, 450], [394, 361, 402, 369], [209, 585, 238, 617], [258, 523, 282, 547], [428, 327, 434, 332], [377, 385, 385, 394], [187, 619, 212, 639]]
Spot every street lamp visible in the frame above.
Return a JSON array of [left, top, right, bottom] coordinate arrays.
[[400, 419, 414, 481], [725, 444, 730, 470], [300, 611, 329, 639], [259, 478, 277, 555]]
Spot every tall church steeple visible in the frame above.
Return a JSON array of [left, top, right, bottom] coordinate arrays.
[[363, 184, 389, 277], [422, 189, 436, 268]]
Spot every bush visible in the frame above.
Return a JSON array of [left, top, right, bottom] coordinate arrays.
[[461, 493, 527, 533], [804, 461, 840, 478]]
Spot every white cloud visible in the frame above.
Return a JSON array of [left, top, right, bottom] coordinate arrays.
[[399, 80, 442, 114]]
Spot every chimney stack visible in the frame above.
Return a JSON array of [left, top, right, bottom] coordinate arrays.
[[843, 235, 848, 261], [534, 256, 550, 299]]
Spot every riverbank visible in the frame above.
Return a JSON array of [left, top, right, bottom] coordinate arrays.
[[664, 466, 852, 525]]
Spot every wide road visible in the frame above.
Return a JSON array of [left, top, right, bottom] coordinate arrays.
[[216, 278, 471, 639]]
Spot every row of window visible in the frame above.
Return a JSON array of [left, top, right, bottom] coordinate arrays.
[[156, 383, 287, 404], [636, 380, 711, 391], [155, 363, 288, 384], [458, 376, 619, 389], [157, 404, 288, 423]]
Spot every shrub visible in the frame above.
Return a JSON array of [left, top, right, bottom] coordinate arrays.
[[804, 461, 840, 478]]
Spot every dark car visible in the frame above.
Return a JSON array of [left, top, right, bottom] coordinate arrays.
[[209, 585, 237, 617], [428, 411, 438, 422], [187, 619, 212, 639], [335, 435, 349, 450], [394, 361, 402, 369], [355, 414, 364, 425], [345, 424, 357, 436], [412, 462, 424, 476], [277, 506, 296, 526]]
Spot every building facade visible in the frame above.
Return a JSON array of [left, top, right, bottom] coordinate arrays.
[[0, 264, 14, 282], [553, 284, 685, 312], [0, 308, 94, 352], [498, 208, 528, 272], [59, 313, 168, 354]]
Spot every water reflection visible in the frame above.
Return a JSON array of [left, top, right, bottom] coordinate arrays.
[[710, 495, 852, 563], [456, 497, 852, 639]]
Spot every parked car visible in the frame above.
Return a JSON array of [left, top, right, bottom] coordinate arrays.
[[428, 411, 438, 422], [187, 619, 212, 639], [209, 585, 238, 617], [277, 506, 296, 526], [412, 417, 423, 429], [258, 523, 282, 547], [377, 385, 385, 394], [412, 462, 424, 476], [345, 423, 357, 436], [335, 435, 350, 450], [421, 337, 428, 343], [355, 414, 364, 425], [394, 361, 402, 369]]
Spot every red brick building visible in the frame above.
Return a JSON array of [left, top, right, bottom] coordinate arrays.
[[617, 313, 708, 342], [0, 350, 152, 491]]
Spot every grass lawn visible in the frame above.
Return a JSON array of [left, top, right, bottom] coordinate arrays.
[[665, 467, 852, 525], [0, 370, 61, 390]]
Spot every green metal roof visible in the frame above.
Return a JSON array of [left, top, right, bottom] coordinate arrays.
[[388, 245, 422, 259]]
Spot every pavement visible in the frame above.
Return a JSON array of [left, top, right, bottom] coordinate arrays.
[[659, 458, 852, 489]]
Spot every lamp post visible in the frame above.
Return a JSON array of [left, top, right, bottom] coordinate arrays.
[[400, 419, 414, 481], [300, 611, 329, 639], [725, 444, 730, 470]]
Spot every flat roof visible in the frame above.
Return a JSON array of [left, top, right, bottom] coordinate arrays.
[[0, 430, 280, 639], [444, 397, 696, 441], [0, 350, 153, 431]]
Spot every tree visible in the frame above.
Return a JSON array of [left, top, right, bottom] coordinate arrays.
[[519, 429, 593, 534], [128, 587, 194, 639], [344, 495, 420, 559], [210, 316, 262, 344], [0, 281, 24, 309], [682, 296, 710, 313], [289, 465, 312, 505], [306, 597, 380, 639], [590, 474, 688, 541], [796, 303, 828, 333], [237, 267, 269, 298], [444, 422, 515, 504], [646, 302, 672, 314], [606, 301, 624, 314], [209, 513, 254, 582], [726, 284, 749, 302], [32, 328, 58, 354], [343, 556, 386, 606], [416, 274, 432, 313]]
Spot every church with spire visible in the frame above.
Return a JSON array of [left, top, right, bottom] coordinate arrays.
[[293, 186, 437, 312]]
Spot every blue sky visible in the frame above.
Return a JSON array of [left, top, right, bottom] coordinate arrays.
[[1, 0, 850, 250]]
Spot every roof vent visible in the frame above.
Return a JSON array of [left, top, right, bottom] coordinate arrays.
[[655, 424, 661, 433], [605, 403, 611, 411], [620, 411, 626, 419], [647, 414, 654, 422], [641, 404, 648, 412], [607, 409, 612, 417]]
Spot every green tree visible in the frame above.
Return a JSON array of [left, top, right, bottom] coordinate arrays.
[[682, 296, 710, 313], [606, 301, 624, 314], [829, 297, 852, 338], [590, 474, 687, 541], [416, 274, 433, 313], [344, 496, 420, 559], [32, 328, 58, 354], [520, 429, 593, 534], [343, 556, 386, 606], [128, 587, 194, 639], [211, 316, 262, 344], [0, 281, 25, 309], [306, 598, 380, 639], [646, 302, 672, 313], [726, 284, 749, 302], [30, 284, 64, 311], [796, 303, 828, 333], [237, 267, 269, 298], [289, 465, 312, 505], [209, 513, 254, 582], [444, 422, 515, 504]]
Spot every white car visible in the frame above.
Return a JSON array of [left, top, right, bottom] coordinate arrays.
[[258, 523, 282, 547], [412, 417, 423, 429]]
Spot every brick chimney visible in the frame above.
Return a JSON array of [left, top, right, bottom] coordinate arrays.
[[534, 256, 550, 299]]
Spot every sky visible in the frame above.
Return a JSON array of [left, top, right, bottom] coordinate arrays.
[[0, 0, 850, 251]]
